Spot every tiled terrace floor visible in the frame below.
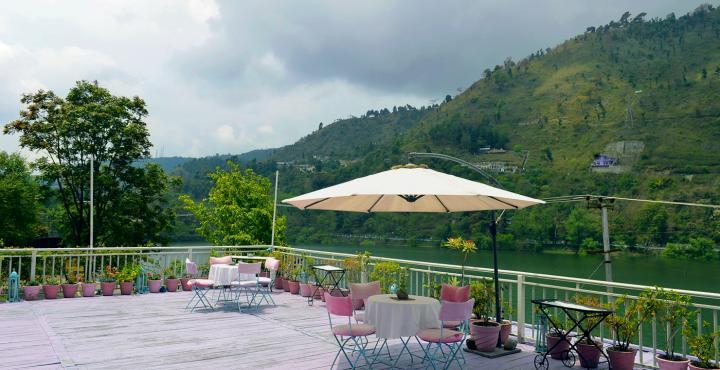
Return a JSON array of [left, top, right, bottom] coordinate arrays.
[[2, 289, 614, 369]]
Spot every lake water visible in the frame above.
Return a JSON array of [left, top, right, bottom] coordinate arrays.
[[299, 244, 720, 294]]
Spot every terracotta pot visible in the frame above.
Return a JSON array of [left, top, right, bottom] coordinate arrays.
[[607, 347, 637, 370], [166, 279, 180, 292], [148, 279, 162, 293], [299, 283, 313, 297], [120, 281, 134, 295], [576, 341, 602, 368], [288, 280, 300, 294], [275, 277, 284, 290], [82, 282, 97, 297], [180, 278, 192, 291], [470, 321, 501, 352], [546, 333, 571, 360], [689, 361, 719, 369], [656, 355, 690, 370], [101, 282, 116, 296], [23, 285, 41, 300], [282, 278, 290, 292], [62, 283, 79, 298], [499, 320, 512, 345], [43, 285, 60, 299]]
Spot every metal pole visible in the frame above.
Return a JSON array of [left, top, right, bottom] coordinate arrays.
[[270, 170, 279, 249], [90, 154, 94, 249], [601, 204, 613, 293], [491, 211, 502, 347]]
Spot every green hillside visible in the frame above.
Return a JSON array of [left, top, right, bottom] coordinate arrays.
[[175, 6, 720, 253]]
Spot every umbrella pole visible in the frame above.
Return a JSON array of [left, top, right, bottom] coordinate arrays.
[[491, 210, 502, 347]]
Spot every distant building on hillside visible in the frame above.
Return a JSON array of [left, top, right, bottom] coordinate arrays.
[[475, 161, 518, 173], [591, 154, 617, 168]]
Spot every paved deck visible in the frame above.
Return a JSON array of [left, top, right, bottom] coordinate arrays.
[[2, 289, 612, 369]]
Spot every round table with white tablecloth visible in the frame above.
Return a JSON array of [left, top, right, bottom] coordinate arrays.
[[208, 264, 255, 286], [365, 294, 441, 339]]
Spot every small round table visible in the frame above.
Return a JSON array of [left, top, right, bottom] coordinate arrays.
[[365, 294, 441, 339], [365, 294, 441, 367], [209, 264, 241, 286]]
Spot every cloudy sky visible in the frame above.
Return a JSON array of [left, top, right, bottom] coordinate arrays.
[[0, 1, 709, 158]]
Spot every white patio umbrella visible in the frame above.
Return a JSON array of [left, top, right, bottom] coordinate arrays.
[[283, 164, 544, 326]]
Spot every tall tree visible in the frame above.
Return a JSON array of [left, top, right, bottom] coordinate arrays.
[[180, 162, 285, 246], [3, 80, 176, 246], [0, 152, 40, 245]]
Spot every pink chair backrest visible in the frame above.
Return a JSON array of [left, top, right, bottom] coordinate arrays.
[[440, 284, 470, 302], [349, 281, 381, 307], [237, 262, 262, 275], [209, 256, 232, 265], [439, 298, 475, 322], [325, 293, 354, 317], [185, 259, 198, 275], [264, 258, 280, 271]]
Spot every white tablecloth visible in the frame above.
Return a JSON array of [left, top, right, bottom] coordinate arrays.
[[365, 294, 441, 339], [208, 264, 254, 286]]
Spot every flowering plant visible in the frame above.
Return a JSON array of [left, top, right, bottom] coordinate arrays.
[[146, 272, 161, 280], [99, 266, 119, 282]]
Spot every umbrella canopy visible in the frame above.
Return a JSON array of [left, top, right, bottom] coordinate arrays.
[[283, 165, 544, 212]]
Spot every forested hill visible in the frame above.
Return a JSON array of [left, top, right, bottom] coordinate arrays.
[[175, 6, 720, 252]]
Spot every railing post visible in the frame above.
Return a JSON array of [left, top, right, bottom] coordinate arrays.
[[30, 250, 37, 281], [517, 274, 526, 342], [188, 248, 193, 261]]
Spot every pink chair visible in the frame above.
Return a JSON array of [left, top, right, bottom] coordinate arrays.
[[348, 281, 381, 323], [209, 256, 232, 265], [439, 284, 471, 329], [415, 298, 474, 369], [185, 259, 215, 312], [325, 293, 377, 369], [257, 258, 279, 306], [231, 262, 263, 312]]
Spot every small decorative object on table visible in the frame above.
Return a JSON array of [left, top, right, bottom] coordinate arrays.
[[394, 267, 409, 300]]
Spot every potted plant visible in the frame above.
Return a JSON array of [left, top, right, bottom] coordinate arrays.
[[23, 280, 41, 301], [498, 295, 514, 345], [43, 276, 62, 299], [299, 254, 315, 298], [369, 261, 402, 293], [269, 251, 285, 290], [443, 237, 477, 284], [688, 322, 720, 370], [147, 271, 162, 293], [652, 287, 694, 370], [470, 278, 501, 352], [286, 262, 301, 295], [542, 307, 571, 360], [164, 264, 181, 292], [99, 265, 119, 296], [605, 292, 659, 370], [118, 265, 139, 295], [573, 295, 604, 368], [395, 267, 409, 300], [81, 278, 97, 297], [62, 273, 80, 298]]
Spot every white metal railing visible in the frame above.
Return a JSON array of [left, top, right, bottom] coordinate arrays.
[[1, 244, 718, 368]]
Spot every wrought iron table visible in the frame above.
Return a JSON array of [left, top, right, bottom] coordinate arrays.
[[532, 299, 613, 370], [308, 265, 346, 306]]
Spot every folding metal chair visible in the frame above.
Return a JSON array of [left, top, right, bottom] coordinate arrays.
[[415, 299, 474, 370], [325, 293, 377, 369], [231, 262, 263, 312], [185, 259, 215, 312]]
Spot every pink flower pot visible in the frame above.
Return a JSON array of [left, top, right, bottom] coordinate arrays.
[[576, 341, 602, 368], [299, 283, 313, 297], [499, 321, 512, 345], [166, 279, 180, 292], [148, 280, 162, 293], [180, 278, 192, 291], [43, 285, 60, 299], [120, 281, 134, 295], [547, 334, 571, 360], [275, 277, 284, 290], [282, 278, 290, 292], [608, 348, 637, 370], [101, 282, 116, 296], [288, 280, 300, 294], [23, 285, 41, 301], [470, 321, 501, 352], [689, 362, 716, 370], [656, 356, 690, 370], [62, 284, 79, 298], [82, 283, 97, 297], [316, 287, 325, 300]]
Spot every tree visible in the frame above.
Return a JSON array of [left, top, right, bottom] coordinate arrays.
[[180, 162, 285, 245], [444, 94, 452, 103], [0, 152, 41, 245], [564, 207, 599, 251], [3, 80, 176, 246]]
